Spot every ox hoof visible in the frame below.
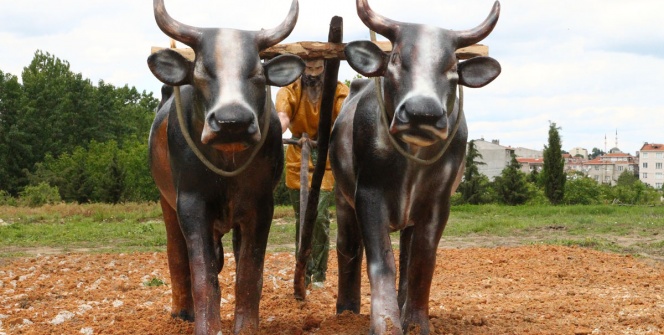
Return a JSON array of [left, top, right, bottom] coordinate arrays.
[[171, 310, 195, 322]]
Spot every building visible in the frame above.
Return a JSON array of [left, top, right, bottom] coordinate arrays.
[[569, 147, 588, 159], [639, 143, 664, 189], [471, 139, 514, 181], [514, 147, 543, 159], [516, 157, 543, 174], [563, 154, 586, 175], [583, 149, 639, 185]]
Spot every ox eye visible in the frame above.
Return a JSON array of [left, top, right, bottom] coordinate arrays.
[[249, 68, 264, 80], [391, 53, 401, 66]]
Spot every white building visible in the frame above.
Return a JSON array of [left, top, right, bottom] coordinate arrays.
[[569, 147, 589, 159], [584, 150, 638, 186], [639, 143, 664, 189], [471, 139, 514, 181]]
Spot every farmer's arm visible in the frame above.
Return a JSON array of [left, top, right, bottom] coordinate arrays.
[[276, 84, 297, 134]]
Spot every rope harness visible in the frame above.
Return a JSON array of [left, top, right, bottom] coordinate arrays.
[[173, 85, 272, 177], [372, 77, 464, 165]]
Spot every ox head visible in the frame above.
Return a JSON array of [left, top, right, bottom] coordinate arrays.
[[148, 0, 305, 152], [346, 0, 501, 147]]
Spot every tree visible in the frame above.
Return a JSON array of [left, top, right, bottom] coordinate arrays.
[[542, 122, 565, 204], [1, 51, 159, 198], [589, 147, 605, 160], [458, 140, 492, 204], [564, 176, 601, 205], [0, 70, 31, 195], [493, 154, 530, 205], [616, 170, 638, 187]]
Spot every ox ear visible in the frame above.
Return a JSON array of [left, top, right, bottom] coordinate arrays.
[[345, 40, 388, 77], [147, 49, 193, 86], [264, 55, 305, 87], [458, 56, 501, 88]]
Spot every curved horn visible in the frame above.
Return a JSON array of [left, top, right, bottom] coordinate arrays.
[[153, 0, 202, 47], [256, 0, 299, 50], [356, 0, 399, 41], [455, 1, 500, 48]]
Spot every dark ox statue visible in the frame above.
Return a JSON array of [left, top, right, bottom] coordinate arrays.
[[330, 0, 501, 334], [146, 0, 304, 334]]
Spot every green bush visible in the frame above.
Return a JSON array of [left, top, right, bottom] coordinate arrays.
[[0, 190, 17, 206], [19, 182, 61, 207], [564, 176, 601, 205]]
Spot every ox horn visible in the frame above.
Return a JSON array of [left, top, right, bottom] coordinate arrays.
[[256, 0, 299, 50], [455, 1, 500, 48], [356, 0, 399, 41], [153, 0, 202, 47]]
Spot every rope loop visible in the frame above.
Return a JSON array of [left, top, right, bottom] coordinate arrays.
[[373, 77, 463, 165]]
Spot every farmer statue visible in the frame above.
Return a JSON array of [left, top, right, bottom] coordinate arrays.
[[276, 59, 349, 287]]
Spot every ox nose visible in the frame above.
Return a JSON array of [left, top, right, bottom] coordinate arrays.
[[206, 105, 258, 136], [394, 97, 447, 130], [201, 104, 260, 146]]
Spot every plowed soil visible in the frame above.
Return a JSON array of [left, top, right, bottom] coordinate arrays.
[[1, 245, 663, 335]]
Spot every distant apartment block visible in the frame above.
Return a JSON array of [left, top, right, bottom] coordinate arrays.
[[639, 143, 664, 189], [514, 147, 543, 159], [516, 157, 543, 174], [471, 139, 514, 180], [583, 149, 638, 186], [564, 153, 586, 174], [569, 147, 588, 159]]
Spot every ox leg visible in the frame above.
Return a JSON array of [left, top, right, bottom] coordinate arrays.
[[160, 196, 194, 321], [356, 189, 402, 335], [335, 189, 363, 314], [176, 194, 222, 335], [397, 227, 413, 312], [400, 200, 451, 335], [232, 196, 272, 334]]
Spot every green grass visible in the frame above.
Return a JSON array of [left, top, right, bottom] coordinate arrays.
[[0, 203, 663, 258]]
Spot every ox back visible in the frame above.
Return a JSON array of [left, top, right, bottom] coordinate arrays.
[[147, 1, 304, 334], [330, 1, 501, 334]]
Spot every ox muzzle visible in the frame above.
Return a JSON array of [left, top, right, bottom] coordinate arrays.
[[201, 104, 261, 152], [391, 96, 448, 146]]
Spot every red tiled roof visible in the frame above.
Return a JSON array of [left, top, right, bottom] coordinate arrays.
[[517, 158, 543, 164], [603, 153, 633, 158], [640, 143, 664, 151]]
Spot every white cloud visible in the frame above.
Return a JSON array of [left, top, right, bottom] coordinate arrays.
[[1, 0, 663, 154]]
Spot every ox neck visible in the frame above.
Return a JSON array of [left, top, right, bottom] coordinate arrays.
[[373, 77, 463, 166]]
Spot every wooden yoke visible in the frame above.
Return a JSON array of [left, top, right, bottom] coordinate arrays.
[[150, 41, 488, 61]]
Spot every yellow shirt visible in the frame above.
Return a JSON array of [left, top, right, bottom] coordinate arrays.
[[276, 78, 349, 190]]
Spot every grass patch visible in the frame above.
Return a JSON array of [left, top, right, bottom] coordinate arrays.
[[542, 237, 627, 254], [1, 202, 662, 258], [144, 277, 167, 287]]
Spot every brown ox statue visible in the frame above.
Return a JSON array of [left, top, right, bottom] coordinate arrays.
[[330, 0, 501, 334], [146, 0, 304, 334]]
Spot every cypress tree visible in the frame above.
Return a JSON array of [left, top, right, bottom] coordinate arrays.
[[542, 122, 565, 204], [458, 140, 489, 204], [494, 154, 530, 205]]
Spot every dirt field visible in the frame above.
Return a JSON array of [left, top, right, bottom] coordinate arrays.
[[1, 244, 663, 335]]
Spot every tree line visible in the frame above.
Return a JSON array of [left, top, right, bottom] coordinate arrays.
[[1, 52, 660, 207], [457, 124, 662, 206], [0, 51, 159, 204]]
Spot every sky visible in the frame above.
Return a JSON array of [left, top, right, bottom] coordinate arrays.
[[1, 0, 663, 155]]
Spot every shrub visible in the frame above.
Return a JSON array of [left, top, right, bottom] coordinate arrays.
[[564, 177, 601, 205], [19, 182, 61, 207], [0, 190, 17, 206]]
